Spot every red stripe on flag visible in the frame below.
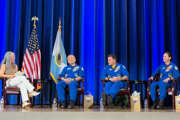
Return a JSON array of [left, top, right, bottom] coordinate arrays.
[[25, 51, 34, 73]]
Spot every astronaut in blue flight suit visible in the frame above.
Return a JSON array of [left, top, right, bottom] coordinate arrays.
[[101, 54, 129, 107], [56, 55, 84, 109], [149, 51, 180, 109]]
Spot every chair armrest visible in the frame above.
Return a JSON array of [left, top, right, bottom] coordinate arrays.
[[101, 79, 110, 88], [0, 77, 8, 81], [101, 79, 110, 82], [77, 78, 84, 82]]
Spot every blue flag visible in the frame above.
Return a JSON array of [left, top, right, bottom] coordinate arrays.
[[50, 27, 67, 84]]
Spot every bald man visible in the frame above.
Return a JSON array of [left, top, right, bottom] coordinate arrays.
[[56, 55, 84, 109]]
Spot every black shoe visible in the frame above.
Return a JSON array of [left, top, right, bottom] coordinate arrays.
[[67, 101, 75, 109], [156, 100, 163, 109], [107, 95, 114, 108], [60, 101, 66, 109], [151, 100, 159, 109], [121, 103, 128, 109]]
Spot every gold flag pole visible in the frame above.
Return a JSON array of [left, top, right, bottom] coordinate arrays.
[[58, 19, 62, 33], [32, 16, 39, 29]]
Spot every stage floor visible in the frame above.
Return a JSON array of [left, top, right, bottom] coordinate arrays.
[[0, 105, 179, 112], [0, 106, 180, 120]]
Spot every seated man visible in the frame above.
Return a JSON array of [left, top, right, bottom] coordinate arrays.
[[56, 55, 84, 109], [149, 51, 180, 109], [101, 54, 129, 107]]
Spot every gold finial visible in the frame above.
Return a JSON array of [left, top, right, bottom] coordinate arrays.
[[32, 16, 39, 29], [58, 19, 61, 33]]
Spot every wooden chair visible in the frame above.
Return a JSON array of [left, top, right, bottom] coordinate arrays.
[[147, 74, 178, 109], [102, 79, 131, 107], [1, 77, 33, 108], [56, 78, 84, 107]]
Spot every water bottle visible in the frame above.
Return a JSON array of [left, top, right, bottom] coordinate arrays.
[[144, 99, 148, 111], [0, 98, 4, 111], [0, 98, 4, 104], [100, 97, 104, 111], [52, 98, 57, 109]]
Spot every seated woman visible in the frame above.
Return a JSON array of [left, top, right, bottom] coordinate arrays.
[[149, 51, 180, 109], [0, 51, 40, 108]]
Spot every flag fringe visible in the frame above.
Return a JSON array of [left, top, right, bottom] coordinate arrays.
[[50, 72, 58, 84]]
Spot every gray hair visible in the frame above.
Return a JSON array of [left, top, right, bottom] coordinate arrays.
[[1, 51, 15, 68]]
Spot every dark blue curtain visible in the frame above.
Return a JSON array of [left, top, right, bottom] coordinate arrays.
[[0, 0, 180, 104]]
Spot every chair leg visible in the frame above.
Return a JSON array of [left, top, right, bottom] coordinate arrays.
[[33, 95, 35, 107], [30, 97, 33, 107], [78, 95, 81, 106], [104, 93, 108, 108], [128, 93, 131, 108], [56, 93, 59, 108], [3, 93, 6, 108], [172, 94, 175, 109], [17, 94, 20, 105], [147, 93, 150, 108], [82, 93, 84, 107]]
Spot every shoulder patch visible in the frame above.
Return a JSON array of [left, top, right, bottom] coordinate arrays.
[[175, 66, 179, 70], [122, 65, 126, 69], [81, 67, 84, 71]]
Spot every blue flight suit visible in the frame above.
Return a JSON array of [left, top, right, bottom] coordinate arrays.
[[56, 64, 84, 103], [101, 63, 129, 99], [150, 62, 180, 101]]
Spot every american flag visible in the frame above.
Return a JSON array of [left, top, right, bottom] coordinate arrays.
[[22, 27, 41, 80]]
